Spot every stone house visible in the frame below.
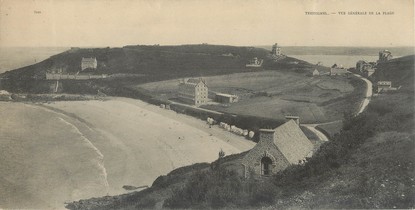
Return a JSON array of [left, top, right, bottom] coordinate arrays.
[[178, 78, 208, 106], [241, 117, 313, 178], [330, 64, 348, 76], [378, 50, 393, 63], [356, 60, 376, 77], [271, 43, 282, 56], [81, 57, 98, 71], [246, 57, 263, 67], [376, 81, 398, 92]]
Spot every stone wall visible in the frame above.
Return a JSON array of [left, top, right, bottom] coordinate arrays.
[[241, 130, 290, 178]]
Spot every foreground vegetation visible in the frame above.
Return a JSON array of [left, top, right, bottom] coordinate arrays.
[[66, 55, 414, 209], [162, 92, 414, 208]]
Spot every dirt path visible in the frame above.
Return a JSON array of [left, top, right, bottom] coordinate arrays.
[[303, 125, 329, 141], [353, 73, 373, 115]]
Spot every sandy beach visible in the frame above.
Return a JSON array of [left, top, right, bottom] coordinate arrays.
[[0, 98, 254, 209]]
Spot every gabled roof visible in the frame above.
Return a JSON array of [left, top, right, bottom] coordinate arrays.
[[186, 78, 207, 86], [272, 120, 313, 164], [82, 57, 97, 62]]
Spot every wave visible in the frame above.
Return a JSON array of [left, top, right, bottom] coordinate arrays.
[[57, 117, 110, 194]]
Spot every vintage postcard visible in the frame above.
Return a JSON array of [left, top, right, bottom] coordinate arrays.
[[0, 0, 414, 209]]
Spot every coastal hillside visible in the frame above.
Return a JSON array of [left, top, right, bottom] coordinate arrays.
[[0, 45, 311, 81], [371, 55, 415, 91], [66, 55, 414, 209]]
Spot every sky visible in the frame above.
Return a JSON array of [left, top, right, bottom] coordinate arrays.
[[0, 0, 414, 47]]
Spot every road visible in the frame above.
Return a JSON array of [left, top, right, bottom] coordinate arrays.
[[303, 73, 373, 141], [303, 125, 329, 141], [353, 73, 373, 115]]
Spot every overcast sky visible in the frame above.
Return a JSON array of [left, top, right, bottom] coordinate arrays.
[[0, 0, 413, 47]]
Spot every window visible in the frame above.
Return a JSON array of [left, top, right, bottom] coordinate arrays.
[[261, 157, 273, 176]]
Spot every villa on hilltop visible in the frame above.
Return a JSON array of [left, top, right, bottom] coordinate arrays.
[[241, 116, 313, 178], [378, 50, 393, 63], [356, 60, 376, 77], [271, 43, 282, 56], [178, 78, 208, 106], [81, 57, 98, 70], [270, 43, 286, 60]]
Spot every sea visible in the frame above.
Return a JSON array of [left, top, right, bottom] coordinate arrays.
[[263, 46, 413, 68], [0, 47, 69, 74]]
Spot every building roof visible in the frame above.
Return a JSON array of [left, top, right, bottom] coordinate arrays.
[[82, 57, 97, 62], [377, 81, 392, 85], [185, 78, 207, 86], [216, 93, 237, 98], [271, 120, 313, 164]]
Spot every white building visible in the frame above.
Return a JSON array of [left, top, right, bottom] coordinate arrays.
[[81, 57, 98, 71], [178, 78, 209, 106]]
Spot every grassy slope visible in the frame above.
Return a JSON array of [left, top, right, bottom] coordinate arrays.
[[272, 55, 415, 208], [0, 44, 309, 81], [65, 55, 414, 209], [0, 45, 315, 95], [371, 55, 415, 92], [137, 69, 362, 124]]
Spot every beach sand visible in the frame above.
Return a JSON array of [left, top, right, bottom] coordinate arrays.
[[0, 98, 254, 209]]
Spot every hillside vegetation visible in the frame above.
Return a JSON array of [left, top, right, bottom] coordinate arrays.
[[0, 45, 308, 82], [138, 70, 363, 123], [66, 55, 414, 210]]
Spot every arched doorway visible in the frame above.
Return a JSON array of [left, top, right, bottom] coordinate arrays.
[[261, 156, 273, 176]]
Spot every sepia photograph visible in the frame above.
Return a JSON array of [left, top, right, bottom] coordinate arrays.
[[0, 0, 414, 209]]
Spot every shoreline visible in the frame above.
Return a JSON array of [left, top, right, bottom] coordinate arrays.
[[0, 97, 255, 209]]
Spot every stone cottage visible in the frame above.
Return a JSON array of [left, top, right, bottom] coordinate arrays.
[[330, 64, 348, 76], [271, 43, 282, 56], [241, 118, 313, 178], [378, 50, 393, 63]]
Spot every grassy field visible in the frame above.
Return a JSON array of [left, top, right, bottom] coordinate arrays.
[[137, 70, 364, 124]]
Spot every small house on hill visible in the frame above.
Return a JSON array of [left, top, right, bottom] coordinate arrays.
[[378, 50, 393, 63], [271, 43, 282, 56], [312, 69, 320, 76], [241, 117, 313, 178], [330, 64, 348, 76], [246, 57, 263, 67], [376, 81, 398, 93], [356, 60, 376, 77], [178, 78, 209, 106], [81, 57, 98, 71]]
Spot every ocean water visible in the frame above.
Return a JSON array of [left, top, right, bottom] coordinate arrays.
[[290, 55, 380, 68], [258, 45, 413, 68], [0, 47, 68, 74]]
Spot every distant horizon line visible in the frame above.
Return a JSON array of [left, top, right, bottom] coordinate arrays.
[[1, 44, 414, 48]]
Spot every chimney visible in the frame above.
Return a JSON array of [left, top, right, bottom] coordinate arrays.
[[259, 129, 275, 144], [285, 115, 300, 125]]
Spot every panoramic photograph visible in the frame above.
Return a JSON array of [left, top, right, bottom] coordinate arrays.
[[0, 0, 414, 209]]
